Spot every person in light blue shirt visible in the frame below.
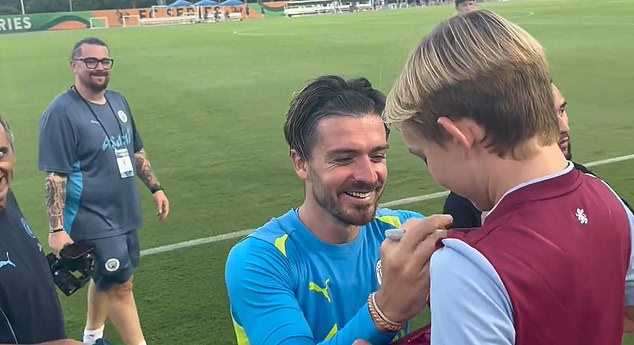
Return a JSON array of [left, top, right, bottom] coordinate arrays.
[[225, 75, 450, 345], [228, 208, 423, 344]]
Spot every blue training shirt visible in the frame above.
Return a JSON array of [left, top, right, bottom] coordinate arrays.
[[225, 208, 423, 345], [38, 89, 143, 240]]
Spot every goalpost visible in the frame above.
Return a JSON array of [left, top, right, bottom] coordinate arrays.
[[89, 17, 109, 29], [122, 14, 141, 27], [151, 5, 169, 17]]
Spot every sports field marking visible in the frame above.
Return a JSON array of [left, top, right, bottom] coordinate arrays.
[[233, 28, 296, 36], [140, 153, 634, 257]]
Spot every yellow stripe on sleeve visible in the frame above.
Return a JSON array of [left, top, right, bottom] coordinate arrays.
[[274, 234, 289, 257], [324, 323, 338, 340], [376, 215, 402, 229], [232, 318, 251, 345]]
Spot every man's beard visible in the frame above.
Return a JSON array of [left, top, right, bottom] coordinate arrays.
[[564, 142, 572, 160], [82, 72, 110, 93], [562, 138, 572, 160], [311, 176, 383, 226], [559, 133, 572, 160]]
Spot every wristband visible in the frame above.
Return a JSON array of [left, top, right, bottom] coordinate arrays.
[[150, 185, 164, 194], [368, 292, 403, 333], [50, 228, 65, 234]]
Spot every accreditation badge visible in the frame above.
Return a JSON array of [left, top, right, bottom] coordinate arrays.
[[114, 148, 134, 178]]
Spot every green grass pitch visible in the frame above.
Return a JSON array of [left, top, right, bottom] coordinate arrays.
[[0, 0, 633, 343]]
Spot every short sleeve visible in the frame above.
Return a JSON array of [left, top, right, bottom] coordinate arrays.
[[121, 96, 143, 153], [38, 102, 78, 173]]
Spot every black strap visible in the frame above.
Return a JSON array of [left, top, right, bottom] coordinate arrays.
[[71, 86, 124, 138]]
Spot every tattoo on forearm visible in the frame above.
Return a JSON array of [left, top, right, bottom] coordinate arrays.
[[45, 173, 67, 230], [134, 151, 161, 190]]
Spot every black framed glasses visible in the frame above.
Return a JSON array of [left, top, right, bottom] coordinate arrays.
[[73, 57, 115, 69]]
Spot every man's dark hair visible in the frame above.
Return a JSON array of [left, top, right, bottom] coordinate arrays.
[[283, 75, 388, 160], [70, 37, 110, 60]]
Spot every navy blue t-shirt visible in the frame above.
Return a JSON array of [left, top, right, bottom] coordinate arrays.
[[443, 191, 481, 228], [0, 191, 66, 343], [39, 89, 143, 240]]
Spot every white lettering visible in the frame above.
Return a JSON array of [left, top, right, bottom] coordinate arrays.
[[22, 16, 31, 29], [0, 17, 32, 32]]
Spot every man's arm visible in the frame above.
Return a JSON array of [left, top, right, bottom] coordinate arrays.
[[38, 101, 79, 252], [45, 172, 67, 231], [45, 172, 73, 253], [133, 150, 169, 221], [133, 149, 161, 192]]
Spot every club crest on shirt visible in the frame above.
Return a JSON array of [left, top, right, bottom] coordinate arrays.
[[576, 208, 588, 224], [105, 258, 120, 272], [117, 110, 128, 123], [376, 259, 383, 286]]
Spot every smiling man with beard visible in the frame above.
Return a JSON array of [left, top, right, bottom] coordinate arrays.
[[225, 75, 450, 345], [38, 37, 170, 345]]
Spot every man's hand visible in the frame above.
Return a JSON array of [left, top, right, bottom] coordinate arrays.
[[152, 190, 169, 221], [133, 150, 168, 221], [48, 231, 73, 256], [375, 214, 452, 323]]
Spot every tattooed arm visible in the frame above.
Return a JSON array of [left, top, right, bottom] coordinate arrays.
[[134, 149, 170, 221], [45, 172, 73, 253], [45, 172, 67, 231], [133, 149, 161, 191]]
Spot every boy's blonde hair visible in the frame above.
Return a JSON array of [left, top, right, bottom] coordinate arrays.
[[384, 9, 558, 158]]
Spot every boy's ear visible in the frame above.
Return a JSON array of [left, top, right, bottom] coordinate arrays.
[[437, 116, 485, 158]]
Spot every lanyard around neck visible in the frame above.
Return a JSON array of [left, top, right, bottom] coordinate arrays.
[[71, 85, 125, 138]]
